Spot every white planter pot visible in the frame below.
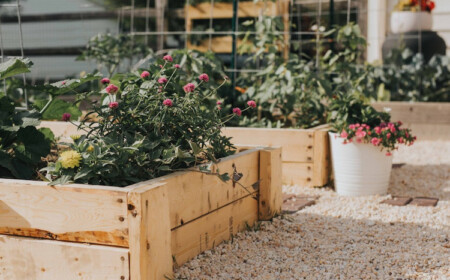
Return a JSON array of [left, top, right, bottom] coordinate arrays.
[[329, 132, 393, 197], [390, 11, 432, 34]]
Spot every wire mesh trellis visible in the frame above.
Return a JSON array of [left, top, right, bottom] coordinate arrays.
[[123, 0, 362, 77], [0, 0, 443, 105], [0, 0, 28, 109], [115, 0, 439, 101]]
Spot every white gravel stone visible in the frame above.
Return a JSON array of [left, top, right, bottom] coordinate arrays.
[[174, 141, 450, 279]]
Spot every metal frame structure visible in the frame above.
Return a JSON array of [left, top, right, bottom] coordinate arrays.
[[0, 0, 27, 109]]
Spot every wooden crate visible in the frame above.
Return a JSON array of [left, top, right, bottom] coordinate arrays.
[[222, 125, 331, 187], [185, 0, 290, 55], [372, 102, 450, 140], [0, 122, 282, 280]]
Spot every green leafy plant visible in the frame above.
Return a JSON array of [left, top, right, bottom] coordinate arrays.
[[233, 15, 331, 129], [32, 73, 103, 121], [327, 92, 415, 155], [42, 55, 255, 187], [0, 58, 54, 179], [366, 48, 450, 102], [77, 34, 152, 76]]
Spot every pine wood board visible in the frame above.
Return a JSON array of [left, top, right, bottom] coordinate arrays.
[[282, 162, 314, 186], [0, 235, 129, 280], [222, 127, 314, 163], [259, 148, 283, 220], [372, 102, 450, 140], [186, 37, 250, 54], [222, 126, 331, 187], [372, 102, 450, 125], [171, 194, 258, 266], [127, 149, 260, 229], [128, 184, 173, 280], [185, 1, 280, 20], [0, 180, 129, 247]]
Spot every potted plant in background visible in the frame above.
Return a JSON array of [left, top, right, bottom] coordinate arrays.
[[327, 93, 416, 196], [391, 0, 435, 34]]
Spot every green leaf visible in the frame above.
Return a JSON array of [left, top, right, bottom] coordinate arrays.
[[49, 175, 72, 185], [35, 99, 82, 121], [0, 58, 32, 80], [15, 126, 51, 164], [189, 141, 203, 155], [32, 73, 102, 96], [218, 172, 230, 182], [74, 167, 92, 180], [38, 127, 55, 144]]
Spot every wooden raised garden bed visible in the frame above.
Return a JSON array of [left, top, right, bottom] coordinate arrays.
[[0, 122, 282, 279], [222, 125, 331, 187], [372, 102, 450, 140], [185, 0, 290, 55]]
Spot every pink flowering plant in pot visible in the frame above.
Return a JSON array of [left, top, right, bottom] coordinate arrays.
[[327, 93, 416, 196], [41, 55, 256, 187], [328, 93, 416, 155]]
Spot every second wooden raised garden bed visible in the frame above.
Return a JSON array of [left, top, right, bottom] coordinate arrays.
[[223, 125, 331, 187], [0, 122, 282, 280]]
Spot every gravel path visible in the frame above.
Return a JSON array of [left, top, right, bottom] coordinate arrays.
[[175, 141, 450, 280]]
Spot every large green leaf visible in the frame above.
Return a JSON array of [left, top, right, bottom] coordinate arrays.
[[0, 96, 15, 123], [34, 99, 82, 121], [32, 73, 102, 96], [0, 58, 32, 80], [14, 126, 51, 164]]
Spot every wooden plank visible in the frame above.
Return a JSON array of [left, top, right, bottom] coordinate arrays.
[[187, 37, 251, 53], [372, 102, 450, 140], [127, 149, 260, 229], [312, 130, 331, 187], [185, 1, 279, 20], [372, 102, 450, 125], [128, 185, 173, 280], [399, 123, 450, 141], [259, 148, 282, 220], [0, 235, 129, 280], [222, 127, 314, 163], [171, 195, 258, 266], [282, 162, 314, 186], [0, 180, 129, 247]]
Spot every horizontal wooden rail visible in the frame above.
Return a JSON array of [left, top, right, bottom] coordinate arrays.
[[0, 8, 184, 23]]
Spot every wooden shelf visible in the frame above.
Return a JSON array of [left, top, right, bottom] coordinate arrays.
[[185, 0, 290, 56]]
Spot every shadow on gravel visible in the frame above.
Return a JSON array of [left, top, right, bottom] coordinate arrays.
[[174, 213, 450, 280], [388, 164, 450, 201]]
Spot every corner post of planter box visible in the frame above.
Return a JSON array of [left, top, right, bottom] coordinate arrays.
[[258, 147, 282, 220], [128, 183, 173, 280], [312, 126, 331, 187]]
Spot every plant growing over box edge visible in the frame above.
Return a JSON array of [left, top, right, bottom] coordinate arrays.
[[41, 55, 257, 187], [0, 58, 55, 179]]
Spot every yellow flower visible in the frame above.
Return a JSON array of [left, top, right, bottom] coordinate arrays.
[[70, 134, 81, 141], [87, 145, 94, 153], [59, 150, 82, 169]]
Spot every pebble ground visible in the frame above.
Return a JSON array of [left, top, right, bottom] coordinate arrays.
[[175, 141, 450, 280]]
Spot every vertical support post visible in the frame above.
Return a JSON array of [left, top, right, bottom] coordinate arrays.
[[312, 128, 331, 187], [128, 185, 173, 280], [185, 0, 191, 49], [329, 0, 335, 51], [230, 0, 238, 90], [258, 147, 282, 220], [156, 0, 166, 50], [280, 0, 290, 60], [367, 0, 387, 62]]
